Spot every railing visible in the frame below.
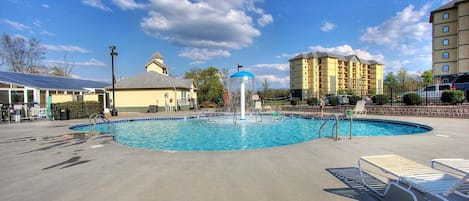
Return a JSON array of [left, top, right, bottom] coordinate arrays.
[[318, 113, 353, 141], [318, 114, 339, 141], [88, 113, 114, 135]]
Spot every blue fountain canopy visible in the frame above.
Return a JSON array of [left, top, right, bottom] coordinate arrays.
[[230, 71, 255, 78]]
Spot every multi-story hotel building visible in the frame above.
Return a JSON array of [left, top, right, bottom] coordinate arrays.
[[289, 52, 384, 100], [430, 0, 469, 83]]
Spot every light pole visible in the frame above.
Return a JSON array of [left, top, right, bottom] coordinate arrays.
[[109, 45, 118, 116], [237, 64, 243, 72]]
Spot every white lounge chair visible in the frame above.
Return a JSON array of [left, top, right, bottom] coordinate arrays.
[[432, 158, 469, 175], [431, 158, 469, 198], [358, 155, 469, 201], [346, 100, 366, 117]]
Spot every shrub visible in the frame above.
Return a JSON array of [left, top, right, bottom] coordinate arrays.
[[372, 94, 388, 105], [52, 101, 102, 120], [348, 95, 361, 105], [403, 93, 422, 105], [441, 90, 465, 105], [306, 97, 319, 106], [328, 96, 339, 106], [290, 99, 298, 105]]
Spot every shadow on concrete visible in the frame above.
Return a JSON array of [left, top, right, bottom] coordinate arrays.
[[20, 141, 70, 154], [42, 156, 92, 170], [324, 167, 382, 201]]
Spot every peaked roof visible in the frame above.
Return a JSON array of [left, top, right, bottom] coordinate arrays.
[[151, 51, 164, 60], [0, 71, 109, 91], [108, 71, 194, 89], [429, 0, 468, 22], [289, 51, 382, 64]]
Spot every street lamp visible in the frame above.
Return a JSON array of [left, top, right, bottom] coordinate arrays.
[[109, 45, 118, 116], [237, 64, 243, 72]]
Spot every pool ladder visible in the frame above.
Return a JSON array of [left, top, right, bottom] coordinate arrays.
[[318, 114, 352, 141], [88, 113, 115, 135]]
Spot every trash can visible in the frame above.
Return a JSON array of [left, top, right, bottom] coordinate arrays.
[[13, 109, 21, 123], [59, 109, 69, 120]]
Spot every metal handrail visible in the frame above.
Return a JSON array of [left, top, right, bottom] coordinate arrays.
[[88, 113, 114, 135], [318, 114, 339, 141]]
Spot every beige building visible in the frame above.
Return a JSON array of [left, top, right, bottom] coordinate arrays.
[[108, 52, 197, 112], [289, 52, 384, 100], [430, 0, 469, 83]]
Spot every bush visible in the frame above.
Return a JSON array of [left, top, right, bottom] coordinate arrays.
[[328, 96, 339, 106], [290, 99, 298, 105], [348, 95, 361, 105], [403, 93, 422, 105], [306, 97, 319, 106], [441, 90, 465, 105], [52, 101, 102, 120], [372, 94, 388, 105]]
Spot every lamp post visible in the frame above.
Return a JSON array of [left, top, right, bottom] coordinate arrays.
[[109, 45, 118, 116], [237, 64, 243, 72]]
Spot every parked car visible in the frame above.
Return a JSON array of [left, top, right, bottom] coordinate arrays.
[[401, 83, 452, 103], [452, 73, 469, 102]]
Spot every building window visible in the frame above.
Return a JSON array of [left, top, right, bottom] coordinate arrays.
[[442, 39, 449, 46], [442, 26, 449, 33], [442, 65, 449, 72], [442, 52, 449, 59], [443, 12, 449, 19]]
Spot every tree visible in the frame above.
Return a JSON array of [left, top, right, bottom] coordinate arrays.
[[184, 67, 223, 104], [260, 78, 272, 98], [420, 70, 433, 86], [49, 53, 74, 77], [0, 34, 45, 73]]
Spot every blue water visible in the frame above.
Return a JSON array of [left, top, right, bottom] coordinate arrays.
[[71, 116, 431, 151]]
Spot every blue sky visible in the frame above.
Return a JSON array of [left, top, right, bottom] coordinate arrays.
[[0, 0, 451, 88]]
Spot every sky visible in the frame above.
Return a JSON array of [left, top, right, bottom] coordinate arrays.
[[0, 0, 452, 88]]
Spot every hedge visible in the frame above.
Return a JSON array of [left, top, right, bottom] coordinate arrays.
[[372, 94, 388, 105], [403, 93, 422, 105], [441, 90, 465, 105], [306, 97, 319, 106], [52, 101, 102, 120]]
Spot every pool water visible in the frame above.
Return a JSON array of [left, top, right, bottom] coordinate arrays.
[[71, 116, 431, 151]]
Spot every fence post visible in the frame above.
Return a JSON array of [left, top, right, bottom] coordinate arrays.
[[425, 84, 428, 106], [390, 87, 393, 106]]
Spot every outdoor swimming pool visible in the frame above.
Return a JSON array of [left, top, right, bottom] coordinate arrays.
[[71, 115, 432, 151]]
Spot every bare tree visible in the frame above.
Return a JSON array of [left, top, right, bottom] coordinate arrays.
[[49, 53, 74, 77], [0, 34, 45, 73]]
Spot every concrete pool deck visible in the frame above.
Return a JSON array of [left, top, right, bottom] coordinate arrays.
[[0, 113, 468, 201]]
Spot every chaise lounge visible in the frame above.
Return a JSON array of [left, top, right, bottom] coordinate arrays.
[[358, 155, 469, 201]]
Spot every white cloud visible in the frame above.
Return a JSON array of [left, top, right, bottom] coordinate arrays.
[[43, 44, 91, 53], [42, 4, 49, 8], [1, 19, 30, 31], [320, 21, 336, 32], [360, 4, 431, 48], [276, 53, 299, 59], [256, 74, 290, 88], [112, 0, 145, 10], [75, 58, 107, 66], [82, 0, 111, 11], [141, 0, 271, 60], [309, 44, 384, 62], [179, 48, 230, 60], [251, 63, 289, 71], [44, 58, 106, 67], [257, 14, 273, 27]]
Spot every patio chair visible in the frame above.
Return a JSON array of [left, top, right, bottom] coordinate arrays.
[[346, 100, 367, 117], [431, 158, 469, 175], [252, 101, 262, 113], [358, 154, 469, 201]]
